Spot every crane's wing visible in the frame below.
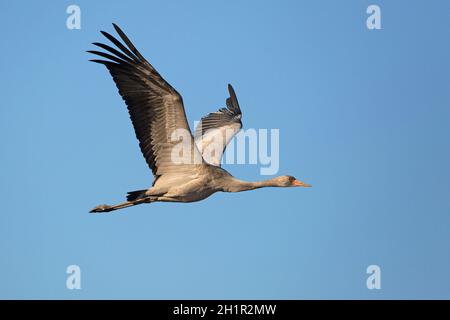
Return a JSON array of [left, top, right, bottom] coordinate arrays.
[[194, 84, 242, 166], [88, 24, 202, 181]]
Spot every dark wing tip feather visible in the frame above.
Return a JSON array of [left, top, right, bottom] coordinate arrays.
[[111, 23, 146, 62], [89, 59, 106, 64], [89, 59, 117, 66], [99, 30, 140, 63], [226, 83, 242, 115], [92, 42, 135, 63], [87, 50, 128, 65], [112, 23, 121, 33]]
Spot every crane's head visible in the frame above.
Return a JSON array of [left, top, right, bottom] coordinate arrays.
[[277, 175, 312, 187]]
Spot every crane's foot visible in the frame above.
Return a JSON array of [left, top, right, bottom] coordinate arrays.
[[90, 204, 113, 213]]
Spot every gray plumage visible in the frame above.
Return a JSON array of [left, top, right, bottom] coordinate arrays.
[[89, 24, 310, 213]]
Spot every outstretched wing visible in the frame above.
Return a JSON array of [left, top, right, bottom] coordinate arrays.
[[88, 24, 201, 181], [194, 84, 242, 166]]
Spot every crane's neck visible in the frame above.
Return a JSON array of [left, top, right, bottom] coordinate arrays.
[[223, 177, 283, 192]]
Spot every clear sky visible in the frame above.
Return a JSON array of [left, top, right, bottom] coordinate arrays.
[[1, 0, 450, 299]]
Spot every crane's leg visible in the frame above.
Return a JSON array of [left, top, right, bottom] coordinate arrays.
[[90, 197, 151, 213], [89, 195, 183, 213]]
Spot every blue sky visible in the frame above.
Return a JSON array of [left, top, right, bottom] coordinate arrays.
[[1, 0, 450, 299]]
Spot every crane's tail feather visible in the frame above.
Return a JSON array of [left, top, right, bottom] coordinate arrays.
[[126, 189, 147, 201]]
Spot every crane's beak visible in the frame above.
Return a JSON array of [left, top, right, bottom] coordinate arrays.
[[292, 180, 312, 187]]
